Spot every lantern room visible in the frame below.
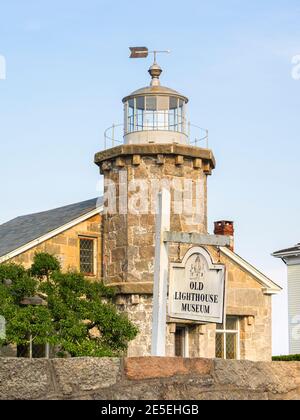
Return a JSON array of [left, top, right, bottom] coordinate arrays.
[[122, 62, 189, 145]]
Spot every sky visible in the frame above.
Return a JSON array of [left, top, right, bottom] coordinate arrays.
[[0, 0, 299, 355]]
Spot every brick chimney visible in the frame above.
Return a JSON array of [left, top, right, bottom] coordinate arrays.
[[214, 221, 234, 252]]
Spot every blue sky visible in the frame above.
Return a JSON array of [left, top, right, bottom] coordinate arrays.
[[0, 0, 300, 355]]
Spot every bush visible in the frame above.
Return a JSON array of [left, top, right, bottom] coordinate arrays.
[[272, 355, 300, 362], [0, 263, 26, 283], [0, 254, 138, 357], [30, 253, 61, 280]]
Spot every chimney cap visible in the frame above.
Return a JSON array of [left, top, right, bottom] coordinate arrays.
[[214, 221, 235, 251], [214, 220, 235, 234], [215, 220, 234, 226]]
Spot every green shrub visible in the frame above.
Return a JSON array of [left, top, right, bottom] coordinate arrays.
[[0, 254, 138, 357], [30, 252, 61, 280], [272, 355, 300, 362], [0, 263, 26, 283]]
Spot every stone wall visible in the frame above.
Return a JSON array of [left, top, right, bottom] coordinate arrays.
[[0, 357, 300, 400], [8, 214, 102, 278], [210, 246, 273, 362]]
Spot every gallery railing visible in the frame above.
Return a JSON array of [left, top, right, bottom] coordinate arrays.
[[104, 121, 209, 150]]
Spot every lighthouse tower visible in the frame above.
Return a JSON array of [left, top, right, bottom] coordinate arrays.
[[95, 55, 215, 357]]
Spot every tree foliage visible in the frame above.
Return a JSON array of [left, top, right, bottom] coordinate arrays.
[[30, 252, 61, 280], [0, 254, 138, 357]]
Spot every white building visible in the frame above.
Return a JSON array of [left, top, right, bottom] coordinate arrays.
[[273, 244, 300, 355]]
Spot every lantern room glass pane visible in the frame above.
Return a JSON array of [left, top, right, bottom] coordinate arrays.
[[144, 111, 154, 130], [125, 95, 186, 134], [136, 109, 144, 131], [128, 99, 134, 110], [156, 111, 168, 130], [127, 99, 134, 133], [170, 96, 178, 110], [157, 96, 169, 110], [136, 96, 145, 110], [178, 106, 182, 132], [169, 108, 178, 131], [146, 96, 157, 111]]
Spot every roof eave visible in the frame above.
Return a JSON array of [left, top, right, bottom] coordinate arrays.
[[219, 246, 282, 295], [272, 249, 300, 259]]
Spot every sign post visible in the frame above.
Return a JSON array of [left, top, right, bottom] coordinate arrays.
[[151, 189, 171, 357]]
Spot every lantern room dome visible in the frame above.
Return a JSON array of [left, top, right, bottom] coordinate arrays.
[[122, 85, 189, 104]]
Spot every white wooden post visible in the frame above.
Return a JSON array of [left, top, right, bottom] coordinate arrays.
[[29, 335, 33, 360], [151, 189, 171, 357], [45, 343, 50, 359]]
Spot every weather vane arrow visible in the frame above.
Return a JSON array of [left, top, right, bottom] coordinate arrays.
[[129, 47, 171, 63]]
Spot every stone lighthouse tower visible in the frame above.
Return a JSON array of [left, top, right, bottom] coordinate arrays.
[[95, 54, 215, 357]]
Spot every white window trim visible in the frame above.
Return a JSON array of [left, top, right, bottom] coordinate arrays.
[[184, 327, 189, 358], [216, 317, 240, 361]]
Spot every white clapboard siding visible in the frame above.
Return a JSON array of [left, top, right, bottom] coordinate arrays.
[[288, 264, 300, 354]]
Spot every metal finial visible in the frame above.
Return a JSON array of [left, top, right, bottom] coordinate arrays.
[[148, 62, 163, 86]]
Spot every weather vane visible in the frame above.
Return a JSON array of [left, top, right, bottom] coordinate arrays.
[[129, 47, 171, 86], [129, 47, 171, 64]]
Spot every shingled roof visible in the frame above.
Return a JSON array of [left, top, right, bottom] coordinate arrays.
[[273, 243, 300, 258], [0, 198, 102, 259]]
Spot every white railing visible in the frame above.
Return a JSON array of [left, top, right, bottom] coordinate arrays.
[[188, 124, 209, 149], [104, 124, 124, 150], [104, 122, 209, 150]]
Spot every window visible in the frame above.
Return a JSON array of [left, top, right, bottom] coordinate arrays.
[[80, 238, 95, 275], [175, 326, 189, 357], [216, 317, 240, 360]]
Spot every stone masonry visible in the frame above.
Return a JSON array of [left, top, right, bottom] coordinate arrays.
[[8, 214, 102, 278], [95, 143, 215, 288], [0, 357, 300, 400]]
